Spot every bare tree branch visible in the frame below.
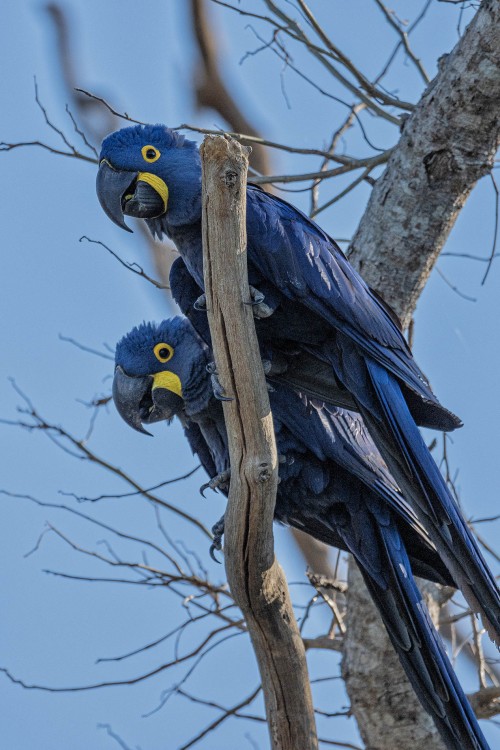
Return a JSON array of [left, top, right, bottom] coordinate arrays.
[[201, 134, 318, 749], [349, 0, 500, 326], [79, 236, 169, 290], [373, 0, 430, 83], [190, 0, 271, 177]]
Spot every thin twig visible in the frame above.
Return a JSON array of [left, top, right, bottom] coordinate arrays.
[[79, 236, 169, 289], [58, 333, 114, 360], [481, 173, 499, 284], [75, 88, 144, 124], [373, 0, 430, 83]]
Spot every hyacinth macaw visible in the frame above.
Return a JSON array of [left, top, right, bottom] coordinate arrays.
[[112, 315, 488, 750], [96, 124, 500, 646]]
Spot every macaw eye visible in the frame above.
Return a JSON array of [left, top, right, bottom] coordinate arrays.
[[142, 145, 161, 163], [154, 343, 174, 362]]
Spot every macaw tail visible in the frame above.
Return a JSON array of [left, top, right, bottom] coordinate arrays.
[[363, 359, 500, 647], [355, 525, 490, 750]]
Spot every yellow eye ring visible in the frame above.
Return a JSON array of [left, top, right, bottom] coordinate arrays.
[[142, 145, 161, 163], [154, 343, 174, 363]]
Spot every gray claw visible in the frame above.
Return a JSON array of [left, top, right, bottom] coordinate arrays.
[[194, 293, 207, 311], [200, 469, 231, 497], [207, 362, 233, 402], [261, 360, 276, 391], [209, 515, 226, 563], [209, 544, 222, 563], [245, 286, 265, 305], [245, 286, 274, 320]]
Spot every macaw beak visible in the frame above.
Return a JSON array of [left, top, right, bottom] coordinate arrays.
[[97, 160, 168, 232], [112, 366, 184, 435]]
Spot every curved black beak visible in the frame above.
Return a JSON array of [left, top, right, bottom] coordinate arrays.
[[112, 366, 185, 435], [97, 161, 168, 231], [112, 366, 153, 434], [96, 161, 136, 232]]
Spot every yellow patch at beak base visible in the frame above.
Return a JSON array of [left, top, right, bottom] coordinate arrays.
[[152, 371, 182, 398], [137, 172, 169, 213]]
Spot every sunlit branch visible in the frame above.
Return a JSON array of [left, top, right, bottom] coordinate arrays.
[[252, 149, 391, 185]]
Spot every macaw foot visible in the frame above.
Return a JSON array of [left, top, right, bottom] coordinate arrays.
[[206, 362, 233, 402], [210, 514, 226, 563], [259, 361, 276, 392], [200, 469, 231, 498], [194, 293, 207, 311], [262, 349, 289, 376], [245, 286, 274, 319]]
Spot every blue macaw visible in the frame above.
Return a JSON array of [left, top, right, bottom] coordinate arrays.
[[96, 124, 500, 646], [112, 315, 489, 750]]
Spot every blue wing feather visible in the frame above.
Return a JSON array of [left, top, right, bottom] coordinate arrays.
[[246, 186, 445, 410]]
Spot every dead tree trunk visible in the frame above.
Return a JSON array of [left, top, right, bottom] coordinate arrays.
[[344, 3, 500, 747], [200, 134, 318, 750]]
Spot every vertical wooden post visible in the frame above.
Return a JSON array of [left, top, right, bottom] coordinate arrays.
[[200, 134, 318, 750]]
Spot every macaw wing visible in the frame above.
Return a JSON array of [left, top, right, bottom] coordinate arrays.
[[270, 385, 429, 548], [246, 185, 435, 402], [170, 256, 358, 409], [182, 419, 218, 480], [170, 257, 212, 346]]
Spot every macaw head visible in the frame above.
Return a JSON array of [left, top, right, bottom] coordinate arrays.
[[113, 316, 211, 434], [97, 125, 201, 236]]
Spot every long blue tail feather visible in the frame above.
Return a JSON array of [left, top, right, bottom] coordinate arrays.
[[354, 521, 490, 750], [363, 359, 500, 646]]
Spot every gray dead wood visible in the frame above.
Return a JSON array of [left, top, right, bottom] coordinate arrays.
[[200, 134, 318, 750], [344, 3, 500, 748], [349, 0, 500, 328]]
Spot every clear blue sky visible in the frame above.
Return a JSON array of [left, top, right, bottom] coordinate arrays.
[[1, 2, 498, 748]]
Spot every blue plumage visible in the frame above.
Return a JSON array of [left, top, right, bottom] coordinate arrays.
[[97, 124, 500, 648], [113, 316, 489, 750]]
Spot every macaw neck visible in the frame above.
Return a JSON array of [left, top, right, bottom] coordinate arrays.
[[164, 155, 203, 227], [145, 153, 203, 246], [182, 350, 213, 417], [196, 408, 229, 476], [167, 222, 205, 289]]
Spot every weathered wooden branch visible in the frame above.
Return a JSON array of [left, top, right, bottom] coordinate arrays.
[[344, 3, 500, 747], [200, 134, 318, 750], [349, 0, 500, 328]]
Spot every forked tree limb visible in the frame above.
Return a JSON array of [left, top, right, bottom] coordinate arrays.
[[200, 134, 318, 750]]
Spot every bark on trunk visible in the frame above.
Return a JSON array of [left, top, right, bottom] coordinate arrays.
[[349, 0, 500, 327]]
